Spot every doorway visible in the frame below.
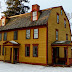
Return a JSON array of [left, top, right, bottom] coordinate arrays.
[[53, 47, 59, 64], [14, 48, 19, 63]]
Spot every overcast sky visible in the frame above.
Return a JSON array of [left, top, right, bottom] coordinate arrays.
[[0, 0, 72, 15], [0, 0, 72, 23]]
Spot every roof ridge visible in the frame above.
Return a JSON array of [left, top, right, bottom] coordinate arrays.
[[9, 12, 31, 18], [8, 6, 62, 19]]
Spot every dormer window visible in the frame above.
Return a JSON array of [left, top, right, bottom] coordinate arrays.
[[2, 19, 5, 26], [33, 11, 37, 21], [31, 4, 40, 21]]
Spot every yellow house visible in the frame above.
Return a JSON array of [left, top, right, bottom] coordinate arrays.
[[0, 4, 72, 66]]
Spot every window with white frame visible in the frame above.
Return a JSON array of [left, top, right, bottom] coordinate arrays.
[[56, 30, 58, 40], [34, 29, 38, 39], [26, 30, 30, 39], [64, 19, 66, 28], [33, 11, 37, 21], [57, 14, 59, 24]]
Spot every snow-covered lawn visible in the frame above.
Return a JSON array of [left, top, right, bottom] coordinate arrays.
[[0, 61, 72, 72]]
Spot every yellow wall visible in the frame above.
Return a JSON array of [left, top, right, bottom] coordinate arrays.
[[0, 27, 47, 64], [48, 7, 71, 64], [0, 7, 71, 65]]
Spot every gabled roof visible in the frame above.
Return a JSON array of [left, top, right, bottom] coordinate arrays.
[[0, 6, 69, 32], [3, 40, 20, 46], [0, 9, 51, 31]]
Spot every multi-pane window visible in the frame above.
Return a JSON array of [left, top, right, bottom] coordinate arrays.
[[26, 30, 30, 39], [25, 44, 30, 57], [0, 33, 2, 41], [33, 45, 38, 57], [2, 47, 4, 56], [57, 13, 59, 24], [64, 19, 66, 28], [0, 47, 1, 55], [61, 10, 62, 15], [33, 11, 37, 21], [56, 29, 58, 40], [14, 31, 18, 40], [4, 32, 7, 41], [66, 34, 68, 40], [34, 29, 38, 39]]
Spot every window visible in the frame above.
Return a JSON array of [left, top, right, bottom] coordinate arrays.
[[2, 46, 4, 56], [57, 13, 59, 24], [33, 44, 38, 57], [2, 19, 5, 26], [34, 29, 38, 39], [61, 10, 62, 15], [64, 19, 66, 28], [0, 33, 2, 41], [25, 44, 30, 57], [56, 29, 58, 40], [14, 31, 18, 40], [33, 11, 37, 21], [4, 32, 7, 41], [0, 46, 1, 55], [26, 30, 30, 39], [66, 34, 68, 40]]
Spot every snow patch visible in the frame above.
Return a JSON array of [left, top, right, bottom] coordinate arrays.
[[9, 41, 18, 44], [56, 41, 66, 43], [0, 61, 72, 72]]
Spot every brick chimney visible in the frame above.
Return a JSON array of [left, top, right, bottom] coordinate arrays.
[[31, 4, 40, 21], [32, 4, 40, 11]]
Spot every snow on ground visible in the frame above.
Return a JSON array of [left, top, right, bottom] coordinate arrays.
[[0, 61, 72, 72]]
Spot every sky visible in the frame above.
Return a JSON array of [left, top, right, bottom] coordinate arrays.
[[0, 0, 72, 23], [0, 0, 72, 16]]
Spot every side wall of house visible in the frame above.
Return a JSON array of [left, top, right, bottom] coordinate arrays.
[[48, 7, 71, 64], [0, 27, 47, 65]]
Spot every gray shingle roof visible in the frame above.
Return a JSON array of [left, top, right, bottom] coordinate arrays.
[[0, 9, 51, 31]]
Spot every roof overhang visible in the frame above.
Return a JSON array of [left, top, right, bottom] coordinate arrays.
[[51, 41, 72, 47]]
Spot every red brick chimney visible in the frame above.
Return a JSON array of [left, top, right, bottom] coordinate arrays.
[[31, 4, 40, 21], [32, 4, 40, 11]]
